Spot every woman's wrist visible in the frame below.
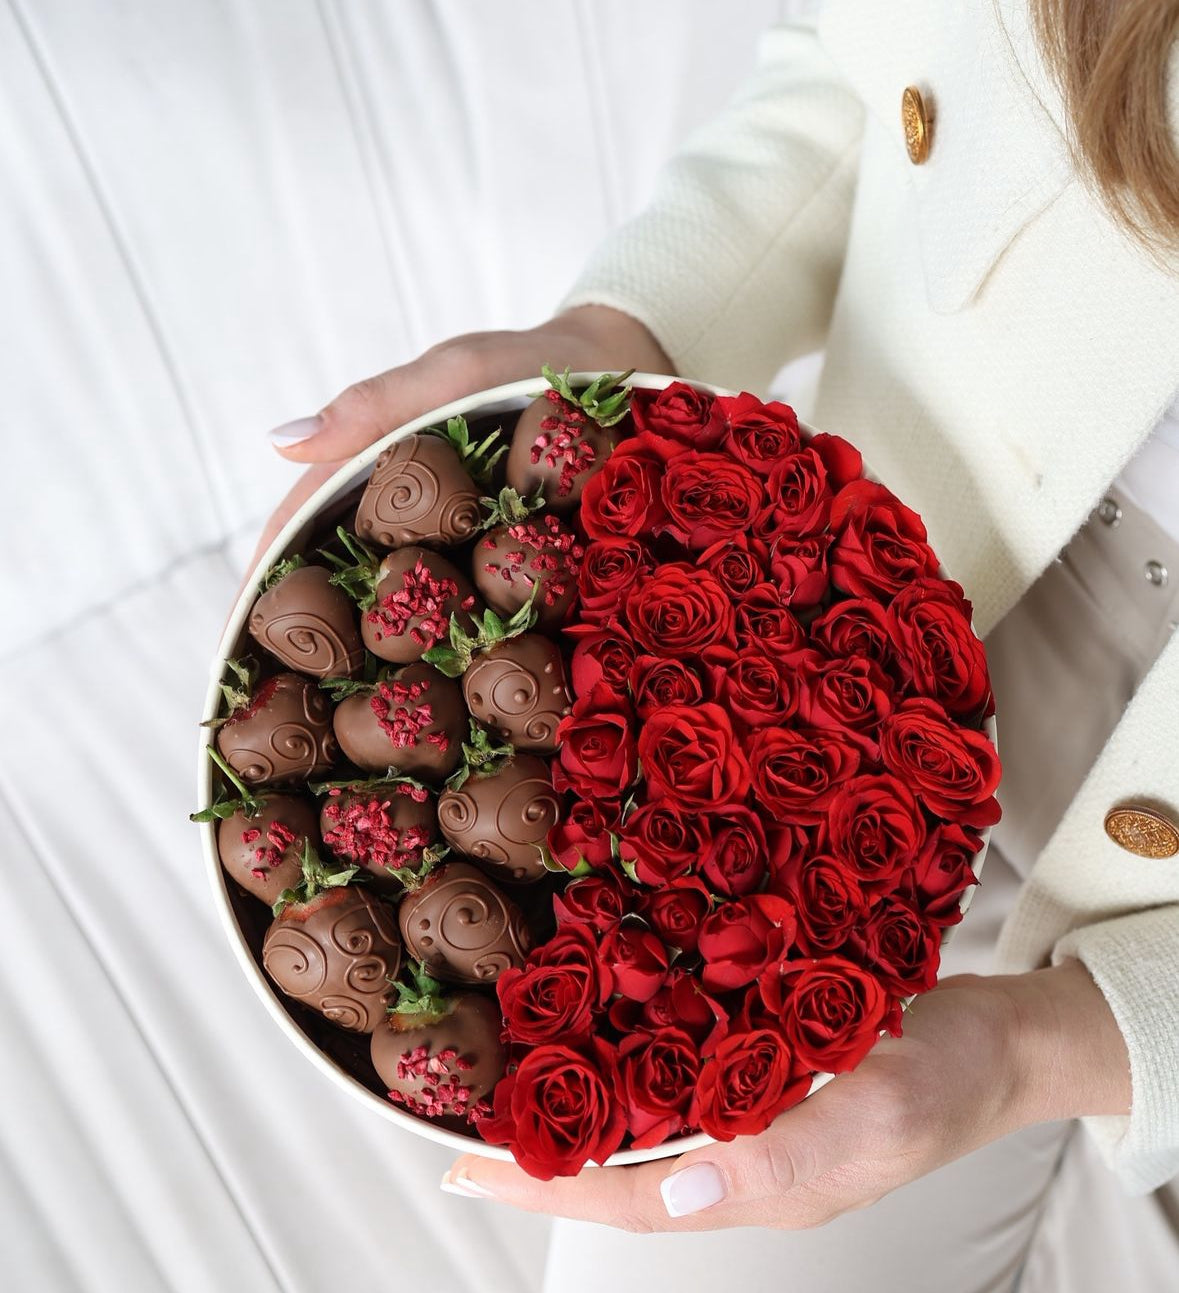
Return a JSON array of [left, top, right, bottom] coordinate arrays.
[[538, 304, 675, 376]]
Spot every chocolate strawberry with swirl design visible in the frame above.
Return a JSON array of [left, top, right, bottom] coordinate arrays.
[[461, 633, 571, 753], [248, 557, 365, 679]]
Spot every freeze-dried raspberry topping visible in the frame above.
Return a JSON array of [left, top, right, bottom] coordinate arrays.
[[321, 790, 433, 871], [531, 390, 597, 497], [366, 559, 474, 648], [241, 820, 298, 879]]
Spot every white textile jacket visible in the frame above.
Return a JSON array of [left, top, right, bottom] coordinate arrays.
[[562, 0, 1179, 1195]]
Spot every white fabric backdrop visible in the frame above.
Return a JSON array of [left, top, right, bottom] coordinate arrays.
[[0, 3, 784, 1289]]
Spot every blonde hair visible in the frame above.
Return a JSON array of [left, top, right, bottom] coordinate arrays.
[[1033, 0, 1179, 247]]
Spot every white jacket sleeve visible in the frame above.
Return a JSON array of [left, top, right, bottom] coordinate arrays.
[[558, 21, 864, 393]]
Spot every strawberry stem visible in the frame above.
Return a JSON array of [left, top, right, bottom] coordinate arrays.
[[541, 365, 635, 427], [272, 840, 358, 916], [388, 959, 451, 1020], [261, 554, 306, 591], [321, 527, 382, 610]]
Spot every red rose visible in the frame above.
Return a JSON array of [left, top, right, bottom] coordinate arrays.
[[747, 725, 861, 825], [809, 597, 901, 683], [710, 648, 799, 730], [888, 578, 994, 720], [497, 924, 613, 1045], [829, 480, 940, 600], [629, 654, 705, 719], [632, 381, 727, 448], [879, 697, 1001, 828], [911, 822, 983, 924], [760, 448, 833, 539], [765, 955, 902, 1074], [766, 532, 832, 610], [700, 806, 770, 897], [721, 392, 801, 474], [599, 923, 671, 1002], [699, 534, 768, 597], [553, 870, 630, 933], [809, 431, 863, 488], [638, 703, 751, 809], [825, 773, 927, 893], [774, 850, 869, 956], [617, 1028, 703, 1148], [640, 878, 714, 952], [580, 442, 665, 539], [609, 969, 731, 1053], [554, 682, 637, 800], [853, 895, 941, 996], [659, 453, 764, 548], [698, 893, 798, 990], [696, 1029, 810, 1140], [577, 538, 651, 619], [547, 798, 614, 871], [618, 798, 710, 886], [734, 583, 806, 653], [796, 650, 894, 757], [625, 563, 735, 656], [477, 1037, 625, 1179], [566, 621, 637, 694]]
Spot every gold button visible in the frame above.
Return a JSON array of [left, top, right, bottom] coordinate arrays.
[[902, 86, 932, 164], [1104, 805, 1179, 858]]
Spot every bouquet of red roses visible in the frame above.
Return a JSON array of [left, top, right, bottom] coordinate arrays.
[[477, 381, 1001, 1179]]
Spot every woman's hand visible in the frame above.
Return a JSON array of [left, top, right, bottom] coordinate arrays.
[[246, 306, 672, 576], [439, 960, 1129, 1232]]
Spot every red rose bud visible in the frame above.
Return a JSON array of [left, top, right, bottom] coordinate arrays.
[[826, 772, 927, 892], [809, 431, 864, 488], [497, 923, 613, 1045], [610, 968, 731, 1054], [698, 893, 798, 991], [553, 682, 638, 801], [640, 877, 713, 952], [553, 870, 630, 933], [546, 798, 615, 871], [696, 1028, 810, 1141], [618, 799, 711, 886], [852, 895, 941, 996], [765, 955, 902, 1074], [576, 537, 651, 620], [579, 440, 665, 539], [638, 703, 751, 810], [809, 597, 901, 683], [617, 1028, 703, 1149], [765, 531, 832, 610], [700, 806, 770, 897], [829, 479, 940, 600], [760, 447, 834, 539], [795, 650, 895, 758], [625, 563, 736, 656], [629, 654, 706, 719], [748, 725, 861, 826], [713, 648, 799, 730], [600, 923, 671, 1002], [698, 534, 768, 597], [477, 1036, 626, 1179], [879, 697, 1001, 828], [658, 452, 764, 549], [734, 584, 806, 653], [774, 851, 870, 956], [887, 578, 994, 720], [566, 621, 638, 694], [720, 392, 801, 474], [632, 381, 727, 448], [912, 822, 983, 924]]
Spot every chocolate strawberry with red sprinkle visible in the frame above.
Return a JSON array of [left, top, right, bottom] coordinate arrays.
[[370, 961, 505, 1126], [506, 366, 633, 509], [474, 512, 584, 631], [315, 775, 440, 894]]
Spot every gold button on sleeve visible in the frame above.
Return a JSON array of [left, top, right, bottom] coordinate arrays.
[[1104, 805, 1179, 858], [902, 85, 932, 164]]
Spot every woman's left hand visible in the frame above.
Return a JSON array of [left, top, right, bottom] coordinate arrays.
[[440, 962, 1126, 1231]]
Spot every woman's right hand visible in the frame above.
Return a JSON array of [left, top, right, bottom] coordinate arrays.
[[246, 305, 673, 577]]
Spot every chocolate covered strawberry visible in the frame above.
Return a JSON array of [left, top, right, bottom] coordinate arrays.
[[505, 366, 633, 509], [474, 512, 584, 631], [247, 557, 365, 679], [398, 860, 531, 985], [261, 844, 401, 1034], [371, 962, 505, 1124], [462, 633, 571, 752], [328, 663, 466, 782], [210, 659, 337, 786], [354, 417, 502, 550], [316, 775, 440, 894]]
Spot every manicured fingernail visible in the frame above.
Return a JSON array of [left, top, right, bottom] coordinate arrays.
[[440, 1170, 496, 1200], [660, 1163, 726, 1217], [267, 415, 321, 448]]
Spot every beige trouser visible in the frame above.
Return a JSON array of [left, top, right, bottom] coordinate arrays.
[[540, 488, 1179, 1293]]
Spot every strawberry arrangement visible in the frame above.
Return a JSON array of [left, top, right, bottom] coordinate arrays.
[[195, 369, 1000, 1180]]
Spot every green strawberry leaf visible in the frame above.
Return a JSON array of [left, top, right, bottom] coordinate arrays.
[[388, 959, 451, 1020], [478, 486, 546, 531], [541, 365, 635, 427], [321, 527, 383, 610], [190, 745, 266, 822], [271, 840, 359, 916], [260, 554, 306, 592], [426, 415, 507, 486]]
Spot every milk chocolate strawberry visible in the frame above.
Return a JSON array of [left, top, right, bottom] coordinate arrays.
[[398, 860, 531, 985], [261, 845, 401, 1033], [473, 513, 584, 631], [505, 366, 633, 509], [317, 776, 440, 894], [354, 417, 501, 550], [211, 660, 337, 786], [329, 663, 466, 782], [247, 558, 365, 679], [462, 633, 571, 753], [371, 962, 504, 1124]]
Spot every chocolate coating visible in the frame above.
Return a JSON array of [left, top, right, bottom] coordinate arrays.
[[505, 395, 620, 510], [331, 663, 466, 783], [437, 756, 559, 884], [473, 516, 582, 631], [361, 547, 479, 664], [398, 862, 531, 984], [355, 434, 482, 549], [462, 634, 571, 752], [320, 785, 438, 894], [216, 673, 338, 786], [371, 993, 505, 1122], [217, 794, 321, 907], [248, 564, 365, 679], [262, 886, 402, 1033]]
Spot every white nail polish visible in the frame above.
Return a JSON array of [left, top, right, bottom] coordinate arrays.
[[660, 1163, 727, 1217], [440, 1172, 495, 1200], [267, 416, 320, 448]]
